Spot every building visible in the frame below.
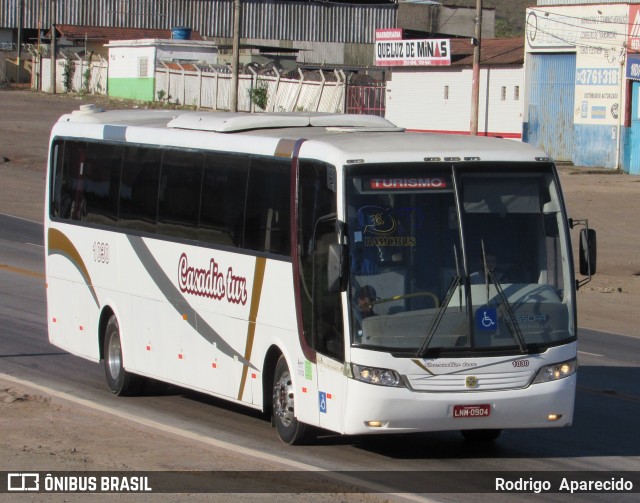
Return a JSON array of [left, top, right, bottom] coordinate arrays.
[[106, 38, 218, 102], [523, 1, 640, 173], [50, 25, 204, 58], [385, 37, 524, 138], [1, 0, 494, 68]]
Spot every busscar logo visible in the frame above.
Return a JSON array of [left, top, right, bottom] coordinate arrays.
[[465, 376, 479, 389], [7, 473, 40, 491]]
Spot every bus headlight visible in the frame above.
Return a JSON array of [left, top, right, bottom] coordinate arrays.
[[532, 358, 577, 384], [351, 364, 405, 387]]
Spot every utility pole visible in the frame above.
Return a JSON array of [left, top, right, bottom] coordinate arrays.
[[17, 0, 24, 83], [470, 0, 482, 135], [230, 0, 241, 112], [50, 0, 56, 94]]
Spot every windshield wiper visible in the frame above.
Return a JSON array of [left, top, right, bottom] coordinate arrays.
[[416, 243, 465, 357], [487, 269, 528, 353], [415, 273, 461, 357]]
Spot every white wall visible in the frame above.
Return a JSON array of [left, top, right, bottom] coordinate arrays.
[[108, 46, 156, 79], [385, 66, 524, 138]]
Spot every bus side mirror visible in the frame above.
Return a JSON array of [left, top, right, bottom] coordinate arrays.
[[579, 228, 597, 276], [328, 243, 347, 293]]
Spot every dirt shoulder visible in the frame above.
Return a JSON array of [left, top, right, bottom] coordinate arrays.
[[0, 380, 387, 501], [558, 167, 640, 336]]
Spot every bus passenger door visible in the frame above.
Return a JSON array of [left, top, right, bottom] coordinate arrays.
[[311, 218, 346, 433]]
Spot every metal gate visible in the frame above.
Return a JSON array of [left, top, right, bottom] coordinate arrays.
[[524, 53, 576, 161], [346, 83, 386, 116]]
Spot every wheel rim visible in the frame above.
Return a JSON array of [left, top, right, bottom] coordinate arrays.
[[274, 369, 295, 427], [107, 332, 122, 380]]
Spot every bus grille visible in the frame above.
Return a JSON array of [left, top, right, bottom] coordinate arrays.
[[405, 370, 534, 392]]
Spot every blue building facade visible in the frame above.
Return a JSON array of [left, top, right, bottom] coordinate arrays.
[[523, 2, 640, 173]]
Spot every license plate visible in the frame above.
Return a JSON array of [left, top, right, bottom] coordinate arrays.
[[453, 404, 491, 418]]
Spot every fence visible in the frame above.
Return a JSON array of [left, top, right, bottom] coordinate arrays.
[[31, 54, 108, 95], [154, 63, 347, 113], [32, 56, 385, 116]]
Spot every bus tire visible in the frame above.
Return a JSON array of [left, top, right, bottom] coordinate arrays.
[[272, 355, 312, 445], [103, 315, 141, 396], [460, 429, 501, 442]]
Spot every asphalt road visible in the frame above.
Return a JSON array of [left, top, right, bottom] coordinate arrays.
[[1, 213, 639, 501]]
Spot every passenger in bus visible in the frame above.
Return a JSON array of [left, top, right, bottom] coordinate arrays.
[[356, 285, 378, 319]]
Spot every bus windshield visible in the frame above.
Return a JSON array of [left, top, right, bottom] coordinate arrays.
[[346, 162, 574, 355]]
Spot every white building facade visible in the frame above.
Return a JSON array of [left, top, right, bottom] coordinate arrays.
[[384, 38, 525, 138]]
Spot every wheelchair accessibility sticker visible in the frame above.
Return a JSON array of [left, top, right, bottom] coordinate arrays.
[[319, 392, 327, 413], [476, 307, 497, 331]]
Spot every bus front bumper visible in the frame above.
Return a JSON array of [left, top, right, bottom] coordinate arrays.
[[342, 375, 576, 435]]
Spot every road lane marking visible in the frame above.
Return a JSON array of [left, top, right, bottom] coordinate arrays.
[[578, 351, 604, 357]]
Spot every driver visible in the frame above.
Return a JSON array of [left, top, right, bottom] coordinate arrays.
[[470, 252, 504, 284]]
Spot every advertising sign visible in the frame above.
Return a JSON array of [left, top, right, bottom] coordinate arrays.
[[375, 29, 450, 67]]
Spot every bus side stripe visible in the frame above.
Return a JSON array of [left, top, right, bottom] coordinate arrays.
[[126, 235, 257, 370], [274, 138, 297, 158], [47, 228, 100, 308], [237, 256, 267, 401]]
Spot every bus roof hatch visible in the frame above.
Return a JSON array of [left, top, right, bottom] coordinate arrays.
[[167, 112, 400, 133]]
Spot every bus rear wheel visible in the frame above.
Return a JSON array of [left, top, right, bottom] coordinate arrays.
[[103, 315, 141, 396], [461, 429, 502, 442], [272, 355, 312, 445]]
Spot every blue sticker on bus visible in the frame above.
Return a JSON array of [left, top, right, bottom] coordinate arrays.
[[319, 392, 327, 413], [476, 307, 497, 331]]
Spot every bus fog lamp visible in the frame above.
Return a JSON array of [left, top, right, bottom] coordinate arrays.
[[532, 359, 577, 384], [351, 364, 404, 387], [547, 414, 562, 422]]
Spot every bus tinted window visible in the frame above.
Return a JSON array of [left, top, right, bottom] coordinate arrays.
[[119, 146, 162, 233], [200, 154, 249, 249], [84, 142, 123, 225], [49, 139, 292, 257], [57, 140, 87, 221], [158, 149, 203, 240], [245, 159, 290, 255], [49, 140, 65, 218]]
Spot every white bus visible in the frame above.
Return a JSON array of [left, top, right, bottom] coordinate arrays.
[[45, 107, 596, 444]]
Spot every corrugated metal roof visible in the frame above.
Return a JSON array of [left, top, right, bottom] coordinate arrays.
[[52, 24, 204, 42], [450, 37, 524, 66], [2, 0, 397, 44]]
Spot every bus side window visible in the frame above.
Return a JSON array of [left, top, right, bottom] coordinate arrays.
[[57, 140, 88, 221], [50, 140, 65, 218], [83, 142, 123, 225], [244, 159, 290, 256], [119, 146, 162, 233], [200, 154, 249, 249], [158, 149, 203, 241]]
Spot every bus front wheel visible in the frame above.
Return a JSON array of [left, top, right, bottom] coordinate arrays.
[[272, 355, 312, 445], [103, 315, 141, 396]]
